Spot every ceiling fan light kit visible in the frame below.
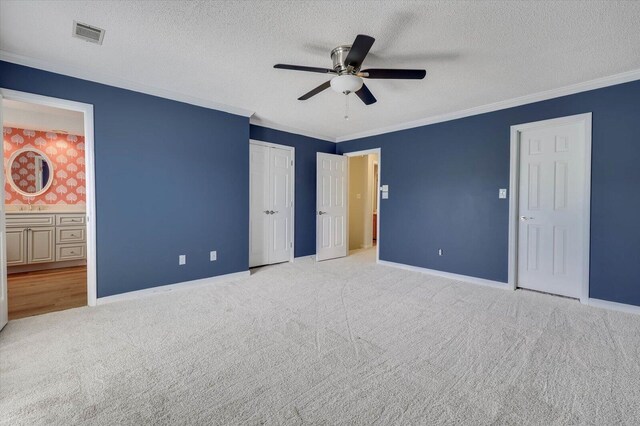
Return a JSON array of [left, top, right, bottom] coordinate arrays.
[[330, 74, 363, 94], [274, 34, 427, 118]]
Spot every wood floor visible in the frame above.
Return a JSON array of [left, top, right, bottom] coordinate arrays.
[[8, 266, 87, 320]]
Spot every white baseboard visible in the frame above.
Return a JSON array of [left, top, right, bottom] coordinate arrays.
[[586, 298, 640, 315], [377, 260, 509, 290], [96, 270, 250, 305], [294, 255, 315, 261], [378, 260, 640, 314], [8, 259, 86, 274]]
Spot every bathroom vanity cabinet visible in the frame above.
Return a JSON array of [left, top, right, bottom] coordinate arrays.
[[6, 212, 86, 267]]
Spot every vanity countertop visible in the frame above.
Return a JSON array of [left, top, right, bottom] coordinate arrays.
[[5, 208, 86, 214]]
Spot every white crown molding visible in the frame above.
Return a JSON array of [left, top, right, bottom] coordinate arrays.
[[335, 68, 640, 142], [5, 50, 640, 143], [0, 50, 255, 118], [96, 270, 250, 305], [249, 116, 335, 143], [377, 259, 509, 290]]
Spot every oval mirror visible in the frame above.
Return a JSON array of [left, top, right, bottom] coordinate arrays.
[[6, 147, 55, 197]]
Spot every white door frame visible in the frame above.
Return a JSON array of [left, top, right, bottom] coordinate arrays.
[[508, 113, 592, 303], [1, 88, 98, 307], [249, 139, 295, 263], [343, 148, 381, 263]]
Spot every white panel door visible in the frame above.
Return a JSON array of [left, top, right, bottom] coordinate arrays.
[[249, 143, 293, 267], [316, 153, 347, 261], [249, 144, 270, 267], [269, 147, 293, 263], [0, 93, 7, 330], [517, 121, 587, 298]]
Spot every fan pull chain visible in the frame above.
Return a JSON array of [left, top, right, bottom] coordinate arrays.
[[344, 93, 350, 120]]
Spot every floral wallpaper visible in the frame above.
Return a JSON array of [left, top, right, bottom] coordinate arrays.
[[3, 127, 86, 205]]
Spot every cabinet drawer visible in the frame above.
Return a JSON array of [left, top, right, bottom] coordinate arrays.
[[6, 214, 55, 227], [56, 226, 86, 244], [56, 244, 86, 261], [56, 214, 86, 226]]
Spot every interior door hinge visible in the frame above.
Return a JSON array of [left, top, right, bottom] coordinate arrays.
[[291, 160, 293, 166], [290, 242, 292, 248]]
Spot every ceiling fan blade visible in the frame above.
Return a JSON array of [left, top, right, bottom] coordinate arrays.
[[360, 69, 426, 79], [344, 34, 375, 69], [354, 84, 377, 105], [298, 80, 332, 100], [274, 64, 335, 74]]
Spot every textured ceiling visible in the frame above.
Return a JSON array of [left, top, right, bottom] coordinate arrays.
[[3, 99, 84, 135], [1, 1, 640, 141]]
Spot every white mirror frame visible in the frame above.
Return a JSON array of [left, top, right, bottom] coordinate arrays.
[[5, 147, 55, 197]]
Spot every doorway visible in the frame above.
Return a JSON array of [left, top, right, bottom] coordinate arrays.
[[508, 113, 591, 301], [0, 89, 97, 328], [347, 153, 379, 252], [344, 148, 381, 262], [249, 140, 295, 268]]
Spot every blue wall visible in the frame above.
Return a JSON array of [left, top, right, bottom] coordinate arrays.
[[250, 125, 336, 257], [338, 80, 640, 307], [3, 59, 639, 306], [1, 61, 250, 297]]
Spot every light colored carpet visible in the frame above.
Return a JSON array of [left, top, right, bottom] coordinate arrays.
[[1, 249, 640, 425]]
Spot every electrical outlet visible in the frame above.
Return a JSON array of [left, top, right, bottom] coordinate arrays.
[[210, 251, 217, 261], [438, 249, 443, 256], [179, 255, 186, 265]]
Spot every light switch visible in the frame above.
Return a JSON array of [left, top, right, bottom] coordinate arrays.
[[356, 193, 361, 199], [382, 192, 389, 199], [381, 185, 389, 192], [499, 188, 507, 199]]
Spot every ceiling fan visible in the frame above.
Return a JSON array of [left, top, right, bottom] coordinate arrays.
[[274, 34, 426, 107]]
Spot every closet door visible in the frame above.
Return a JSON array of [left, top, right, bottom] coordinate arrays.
[[249, 144, 270, 267], [268, 147, 293, 263]]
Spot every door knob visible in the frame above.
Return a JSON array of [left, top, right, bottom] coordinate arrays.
[[520, 216, 534, 221], [318, 211, 327, 215], [264, 210, 271, 215]]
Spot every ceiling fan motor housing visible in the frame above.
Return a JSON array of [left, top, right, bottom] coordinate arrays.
[[331, 45, 353, 73], [330, 45, 364, 94]]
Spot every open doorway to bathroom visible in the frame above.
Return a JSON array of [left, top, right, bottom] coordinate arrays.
[[1, 94, 94, 320], [347, 151, 379, 256]]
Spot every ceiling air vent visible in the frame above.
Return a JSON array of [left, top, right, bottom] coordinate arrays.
[[72, 21, 105, 45]]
